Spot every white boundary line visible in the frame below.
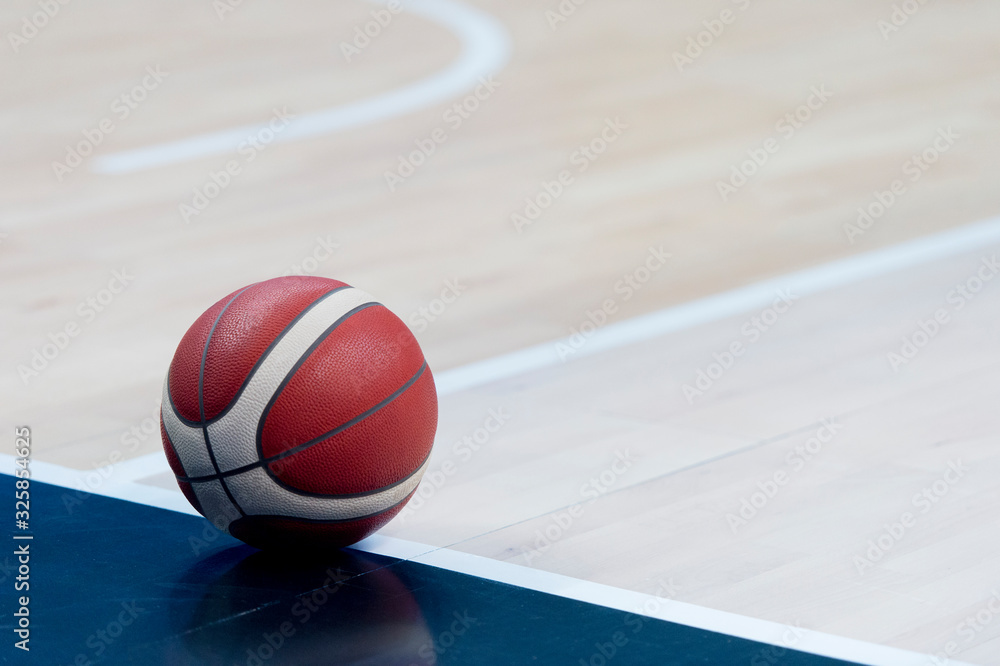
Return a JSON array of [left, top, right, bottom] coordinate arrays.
[[22, 213, 999, 480], [1, 458, 969, 666], [16, 0, 998, 657], [110, 451, 175, 484], [90, 0, 511, 174], [0, 453, 199, 515], [357, 535, 966, 666], [435, 215, 1000, 396], [8, 216, 1000, 663]]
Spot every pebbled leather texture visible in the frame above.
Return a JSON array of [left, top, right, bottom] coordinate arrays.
[[168, 277, 347, 423], [261, 304, 436, 495], [202, 288, 377, 475], [160, 276, 438, 549]]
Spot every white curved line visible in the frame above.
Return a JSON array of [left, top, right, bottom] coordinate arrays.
[[90, 0, 511, 174]]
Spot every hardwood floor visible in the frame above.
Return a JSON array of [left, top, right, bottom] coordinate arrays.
[[4, 0, 999, 661]]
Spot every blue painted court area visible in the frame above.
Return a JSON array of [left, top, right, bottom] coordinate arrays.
[[2, 478, 859, 665]]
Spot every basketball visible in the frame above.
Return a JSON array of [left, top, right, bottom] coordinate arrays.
[[158, 276, 438, 550], [22, 2, 1000, 661]]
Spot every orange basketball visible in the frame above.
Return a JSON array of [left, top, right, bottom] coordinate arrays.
[[159, 276, 438, 549]]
